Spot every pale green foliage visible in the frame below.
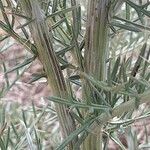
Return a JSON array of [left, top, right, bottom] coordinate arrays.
[[0, 0, 150, 149]]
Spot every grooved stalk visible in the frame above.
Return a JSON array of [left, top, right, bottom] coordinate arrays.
[[20, 0, 77, 149], [82, 0, 111, 149]]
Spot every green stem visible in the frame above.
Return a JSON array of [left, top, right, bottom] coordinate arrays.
[[19, 0, 77, 149], [82, 0, 111, 149]]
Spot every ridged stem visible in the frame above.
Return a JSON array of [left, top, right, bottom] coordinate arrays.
[[20, 0, 77, 149], [82, 0, 111, 149]]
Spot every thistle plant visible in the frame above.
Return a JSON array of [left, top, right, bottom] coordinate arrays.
[[0, 0, 150, 150]]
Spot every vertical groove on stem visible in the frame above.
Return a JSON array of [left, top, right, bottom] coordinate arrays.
[[82, 0, 111, 149], [20, 0, 77, 149]]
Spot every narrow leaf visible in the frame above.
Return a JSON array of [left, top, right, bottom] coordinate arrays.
[[46, 5, 79, 19], [28, 73, 46, 83], [111, 21, 142, 32], [5, 57, 35, 74], [47, 96, 110, 110]]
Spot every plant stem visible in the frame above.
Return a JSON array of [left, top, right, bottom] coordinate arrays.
[[20, 0, 77, 149], [82, 0, 111, 149]]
